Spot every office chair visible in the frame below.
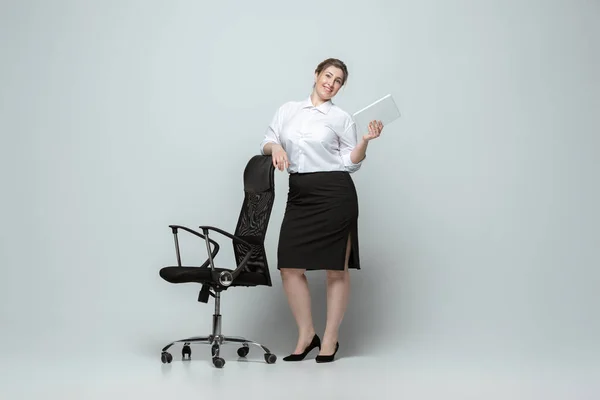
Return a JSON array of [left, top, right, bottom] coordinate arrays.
[[159, 155, 277, 368]]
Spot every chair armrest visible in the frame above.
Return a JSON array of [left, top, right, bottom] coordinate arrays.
[[230, 251, 252, 279], [208, 250, 253, 286], [198, 225, 255, 285], [169, 225, 220, 269], [197, 225, 252, 247]]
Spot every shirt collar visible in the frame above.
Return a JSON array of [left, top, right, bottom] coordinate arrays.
[[302, 95, 333, 114]]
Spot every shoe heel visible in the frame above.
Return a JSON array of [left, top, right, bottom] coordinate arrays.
[[283, 334, 321, 362], [315, 342, 339, 363]]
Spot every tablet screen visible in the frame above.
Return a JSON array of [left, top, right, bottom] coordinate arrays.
[[351, 94, 401, 135]]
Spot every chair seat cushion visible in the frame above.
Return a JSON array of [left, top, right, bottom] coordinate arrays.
[[159, 266, 268, 287]]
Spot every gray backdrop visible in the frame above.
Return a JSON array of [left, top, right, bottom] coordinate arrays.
[[1, 0, 598, 368]]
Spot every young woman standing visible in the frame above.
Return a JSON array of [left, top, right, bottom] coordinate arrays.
[[260, 58, 383, 363]]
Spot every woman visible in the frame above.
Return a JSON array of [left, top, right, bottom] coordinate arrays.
[[260, 58, 383, 363]]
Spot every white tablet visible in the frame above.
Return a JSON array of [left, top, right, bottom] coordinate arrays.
[[351, 94, 401, 135]]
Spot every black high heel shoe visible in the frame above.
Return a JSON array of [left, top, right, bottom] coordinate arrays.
[[315, 342, 339, 363], [283, 334, 321, 361]]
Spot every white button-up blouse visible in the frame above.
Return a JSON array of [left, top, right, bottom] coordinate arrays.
[[260, 96, 364, 174]]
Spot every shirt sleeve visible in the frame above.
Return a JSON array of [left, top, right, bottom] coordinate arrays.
[[339, 119, 364, 173], [260, 106, 284, 155]]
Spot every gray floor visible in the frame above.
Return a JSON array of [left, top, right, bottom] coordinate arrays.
[[1, 336, 598, 399]]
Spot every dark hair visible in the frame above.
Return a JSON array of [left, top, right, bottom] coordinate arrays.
[[315, 58, 348, 85]]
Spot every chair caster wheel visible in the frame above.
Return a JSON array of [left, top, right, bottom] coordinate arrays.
[[182, 345, 191, 360], [161, 352, 173, 364], [237, 346, 249, 358], [212, 357, 225, 368], [211, 344, 219, 357], [264, 353, 277, 364]]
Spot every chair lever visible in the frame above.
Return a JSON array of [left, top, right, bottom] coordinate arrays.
[[198, 284, 210, 303]]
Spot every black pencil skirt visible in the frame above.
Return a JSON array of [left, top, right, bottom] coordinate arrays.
[[277, 171, 360, 271]]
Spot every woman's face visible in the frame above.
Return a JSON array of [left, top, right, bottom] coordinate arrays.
[[314, 66, 344, 100]]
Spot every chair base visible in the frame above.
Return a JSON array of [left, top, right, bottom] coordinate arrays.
[[159, 291, 277, 368], [160, 334, 277, 368]]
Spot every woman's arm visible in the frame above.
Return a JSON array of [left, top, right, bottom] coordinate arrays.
[[262, 142, 283, 156], [350, 137, 369, 164], [351, 120, 383, 163], [260, 106, 288, 170], [266, 142, 289, 171], [261, 132, 288, 171], [340, 120, 383, 172]]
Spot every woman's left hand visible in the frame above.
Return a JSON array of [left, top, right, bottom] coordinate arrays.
[[362, 120, 384, 141]]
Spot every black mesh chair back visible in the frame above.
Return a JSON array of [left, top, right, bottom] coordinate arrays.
[[232, 155, 275, 286]]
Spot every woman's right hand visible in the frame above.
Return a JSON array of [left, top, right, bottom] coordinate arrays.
[[271, 145, 289, 171]]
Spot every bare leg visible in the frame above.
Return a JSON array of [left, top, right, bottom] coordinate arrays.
[[320, 235, 352, 355], [280, 268, 316, 354]]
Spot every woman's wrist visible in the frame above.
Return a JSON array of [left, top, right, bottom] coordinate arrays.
[[264, 142, 283, 155], [272, 144, 284, 155], [350, 139, 368, 164]]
